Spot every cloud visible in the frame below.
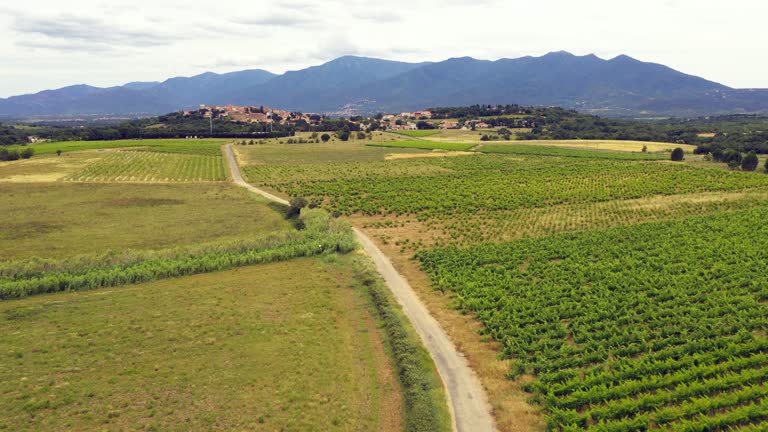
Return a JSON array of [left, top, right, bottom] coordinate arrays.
[[231, 11, 315, 27], [351, 9, 404, 23], [11, 12, 182, 50]]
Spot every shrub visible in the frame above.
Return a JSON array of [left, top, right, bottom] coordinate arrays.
[[0, 148, 20, 161], [321, 133, 331, 142], [741, 152, 759, 171], [20, 148, 34, 159], [670, 147, 684, 161], [289, 196, 309, 217], [722, 149, 743, 164]]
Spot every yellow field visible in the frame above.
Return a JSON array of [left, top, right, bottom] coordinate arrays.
[[509, 139, 696, 153], [0, 152, 106, 182]]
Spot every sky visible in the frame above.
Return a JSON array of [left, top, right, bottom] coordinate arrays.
[[1, 0, 766, 98]]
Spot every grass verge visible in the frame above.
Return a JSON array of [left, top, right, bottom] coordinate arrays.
[[351, 255, 452, 432]]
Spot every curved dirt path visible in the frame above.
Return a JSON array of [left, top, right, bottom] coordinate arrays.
[[224, 144, 496, 432]]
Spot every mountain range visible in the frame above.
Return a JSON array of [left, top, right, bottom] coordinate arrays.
[[2, 52, 767, 118]]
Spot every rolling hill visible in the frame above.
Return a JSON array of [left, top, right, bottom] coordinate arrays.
[[1, 52, 766, 118]]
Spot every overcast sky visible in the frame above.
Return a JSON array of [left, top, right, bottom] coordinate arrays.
[[1, 0, 766, 98]]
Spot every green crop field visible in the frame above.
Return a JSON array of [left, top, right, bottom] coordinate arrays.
[[63, 151, 226, 182], [11, 138, 229, 156], [0, 257, 403, 431], [392, 130, 442, 138], [368, 140, 476, 152], [477, 143, 666, 160], [242, 154, 768, 220], [234, 139, 428, 165], [0, 182, 291, 260], [418, 209, 768, 431]]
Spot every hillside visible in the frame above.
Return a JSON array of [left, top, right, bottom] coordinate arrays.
[[1, 52, 766, 118]]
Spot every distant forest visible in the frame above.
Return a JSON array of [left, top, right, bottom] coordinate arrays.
[[2, 104, 768, 155], [429, 105, 768, 154]]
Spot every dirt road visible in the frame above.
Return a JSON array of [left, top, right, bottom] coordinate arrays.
[[224, 144, 289, 205], [224, 144, 496, 432]]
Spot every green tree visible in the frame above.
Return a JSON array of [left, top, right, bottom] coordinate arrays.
[[20, 148, 34, 159], [320, 133, 331, 142], [337, 126, 351, 142], [741, 151, 759, 171], [416, 121, 435, 130], [670, 147, 685, 161]]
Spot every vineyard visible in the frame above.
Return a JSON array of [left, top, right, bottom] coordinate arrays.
[[368, 140, 476, 151], [476, 143, 667, 160], [64, 151, 226, 182], [392, 130, 443, 138], [16, 138, 228, 155], [243, 154, 768, 223], [417, 208, 768, 431], [239, 144, 768, 430]]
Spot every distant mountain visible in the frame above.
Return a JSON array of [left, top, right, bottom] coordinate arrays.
[[1, 53, 766, 118], [0, 69, 276, 117]]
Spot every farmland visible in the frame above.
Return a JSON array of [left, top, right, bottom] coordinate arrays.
[[0, 257, 403, 431], [64, 151, 226, 182], [237, 138, 768, 430], [11, 138, 229, 155], [0, 182, 291, 259], [242, 153, 768, 222], [418, 208, 768, 430], [0, 138, 457, 432], [368, 140, 476, 152], [392, 130, 442, 138]]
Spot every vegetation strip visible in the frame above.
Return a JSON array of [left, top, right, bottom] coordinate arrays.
[[351, 256, 452, 432], [368, 140, 476, 152], [476, 143, 666, 160], [0, 209, 355, 299]]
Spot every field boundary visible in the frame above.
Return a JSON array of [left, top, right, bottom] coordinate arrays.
[[223, 144, 496, 432]]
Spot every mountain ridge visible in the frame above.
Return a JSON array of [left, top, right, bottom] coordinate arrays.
[[1, 52, 766, 118]]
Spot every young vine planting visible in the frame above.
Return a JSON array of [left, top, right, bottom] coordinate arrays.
[[64, 151, 226, 182]]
